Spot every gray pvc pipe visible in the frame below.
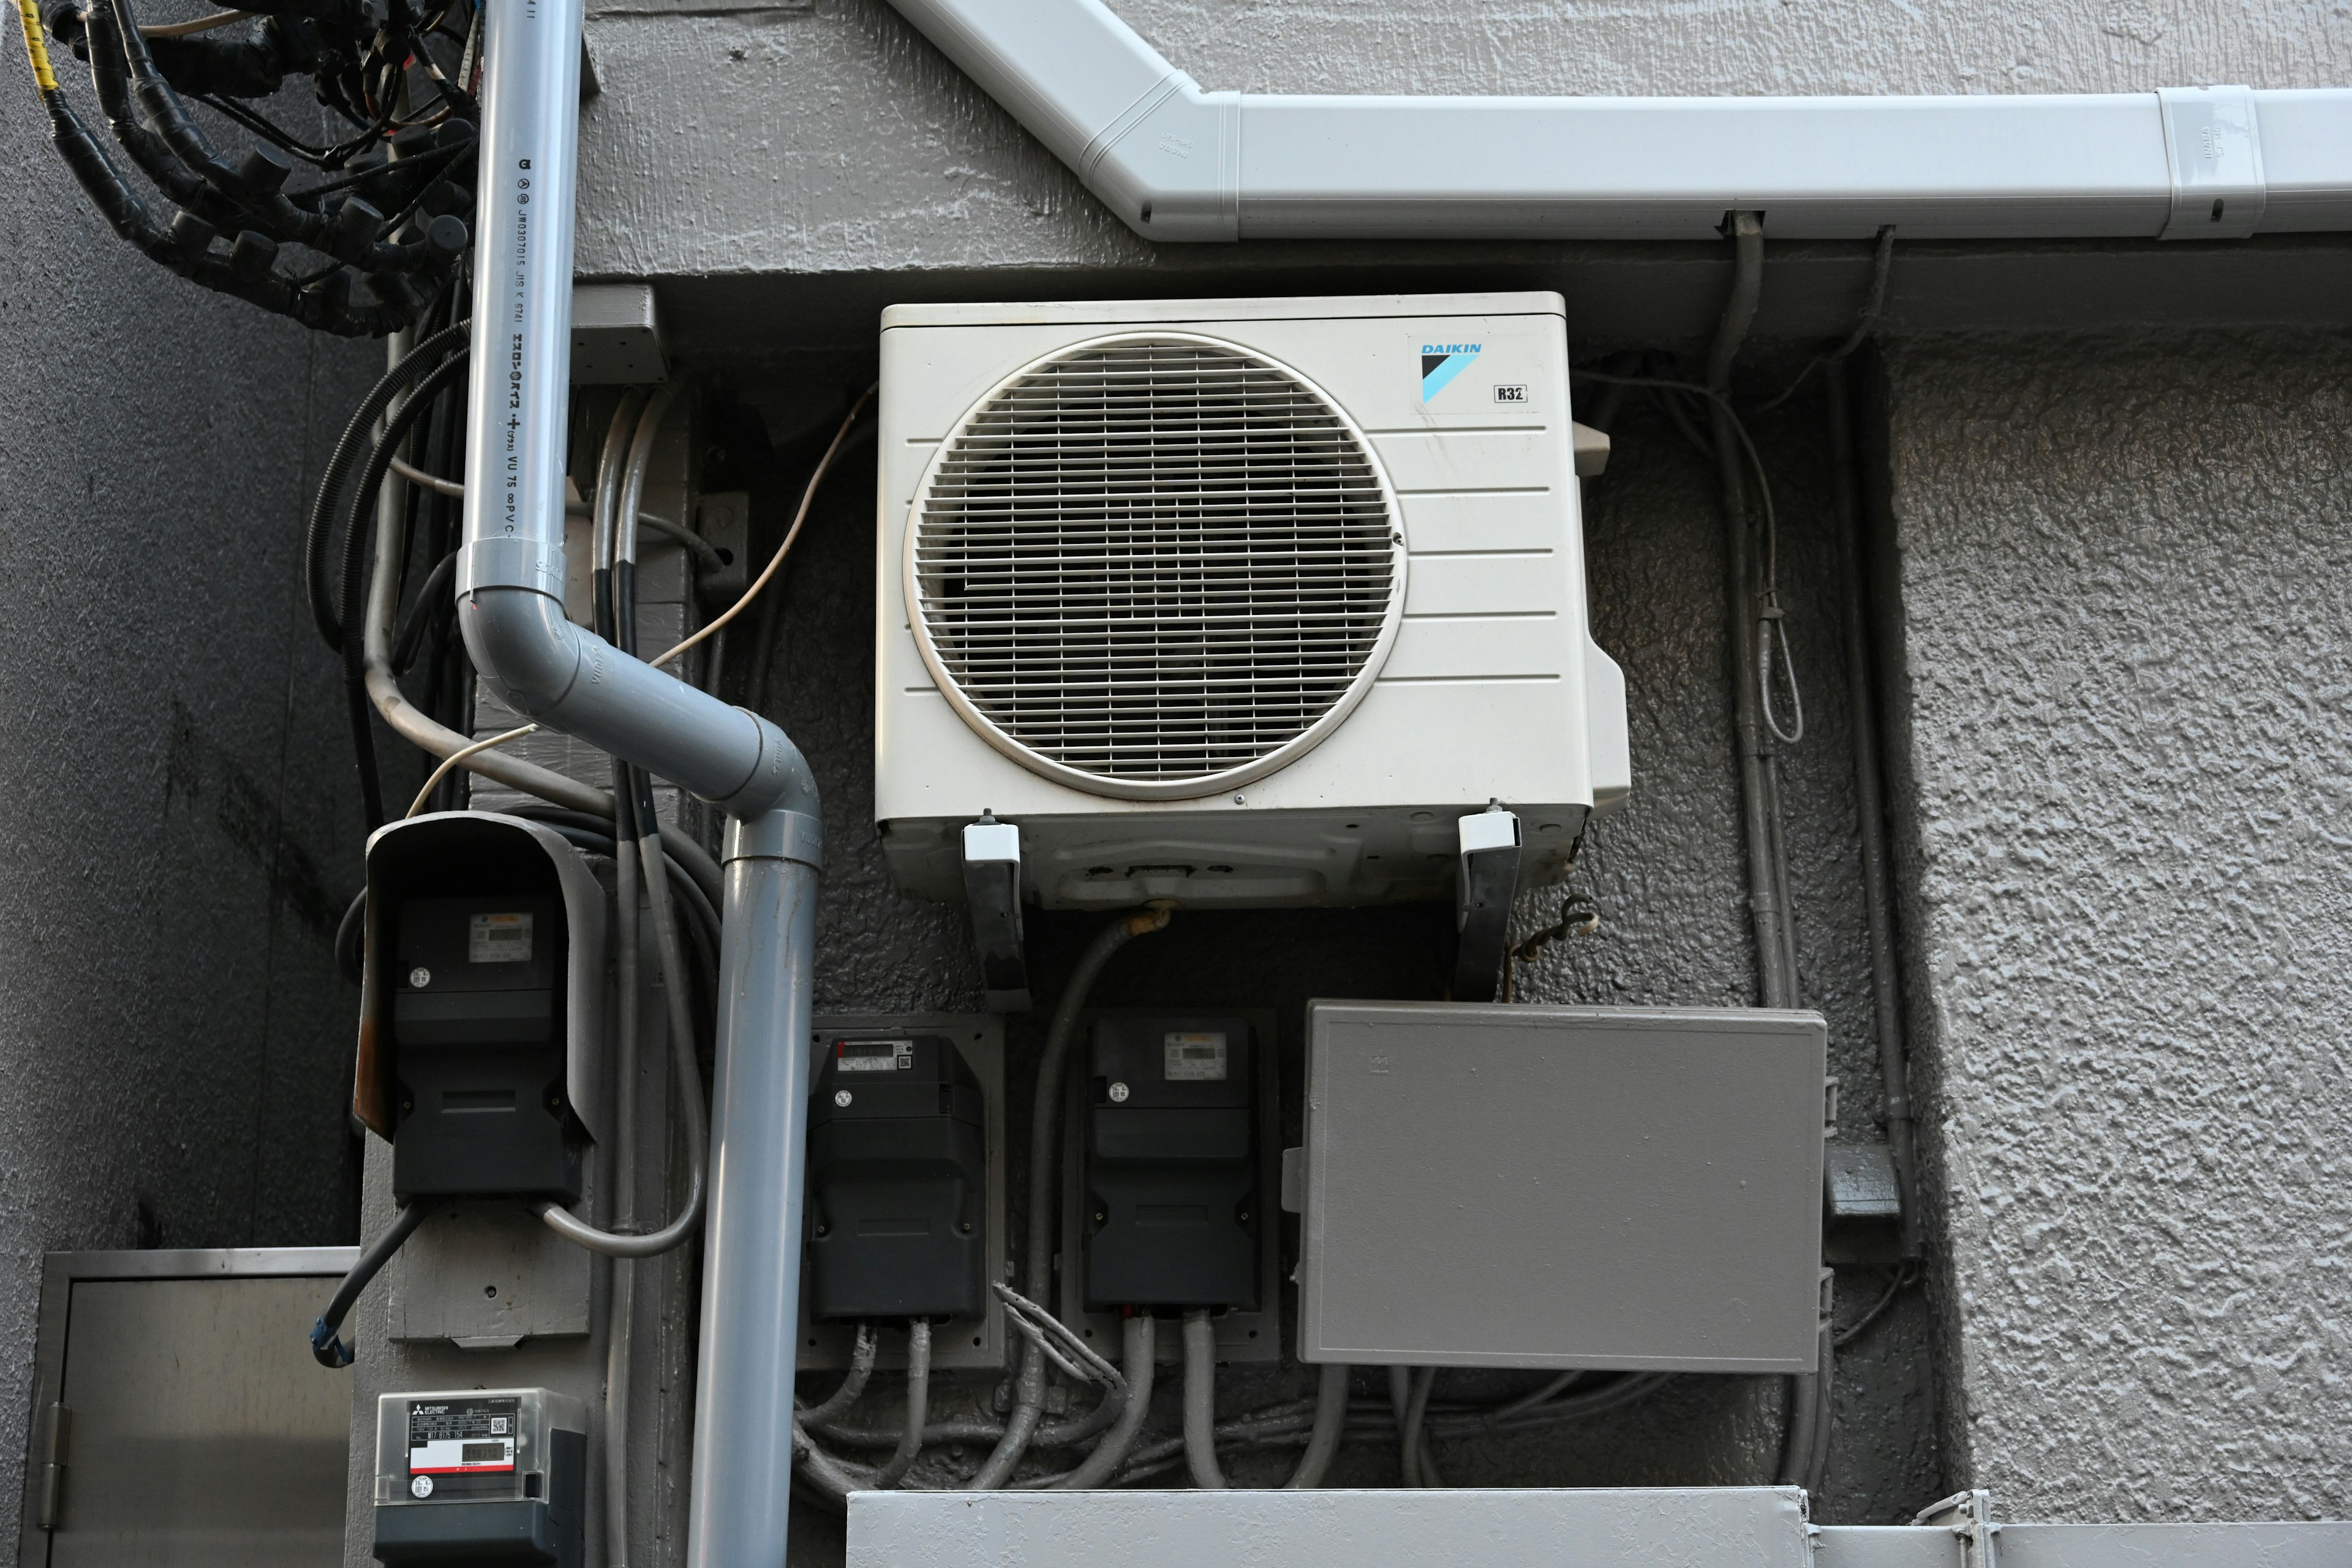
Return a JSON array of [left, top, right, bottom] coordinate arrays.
[[1055, 1315, 1156, 1490], [1826, 364, 1923, 1259], [459, 2, 821, 1564], [1706, 213, 1800, 1016], [1181, 1310, 1227, 1490], [1281, 1365, 1349, 1489], [873, 1321, 932, 1489]]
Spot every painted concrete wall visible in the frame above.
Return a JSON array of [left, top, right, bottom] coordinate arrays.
[[569, 0, 2352, 284], [1877, 330, 2352, 1520], [0, 70, 380, 1559]]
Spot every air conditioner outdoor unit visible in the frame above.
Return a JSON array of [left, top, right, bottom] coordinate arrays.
[[873, 291, 1629, 913]]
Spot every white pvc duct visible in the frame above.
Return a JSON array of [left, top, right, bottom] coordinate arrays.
[[884, 0, 2352, 243]]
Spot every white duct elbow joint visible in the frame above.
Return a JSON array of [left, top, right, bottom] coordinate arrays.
[[1080, 72, 1239, 240]]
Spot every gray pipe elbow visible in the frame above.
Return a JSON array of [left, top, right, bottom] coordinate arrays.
[[459, 584, 586, 718], [459, 585, 815, 820]]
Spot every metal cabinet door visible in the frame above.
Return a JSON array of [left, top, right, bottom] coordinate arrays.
[[40, 1274, 349, 1567]]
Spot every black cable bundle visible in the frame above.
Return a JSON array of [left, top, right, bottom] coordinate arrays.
[[15, 0, 477, 336]]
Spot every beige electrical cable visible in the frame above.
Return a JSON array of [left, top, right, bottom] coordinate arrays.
[[396, 453, 720, 569], [649, 385, 873, 671], [139, 8, 251, 34], [405, 724, 538, 817]]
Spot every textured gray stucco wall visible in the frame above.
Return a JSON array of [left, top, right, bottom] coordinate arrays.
[[569, 0, 2352, 285], [0, 84, 379, 1560], [1876, 330, 2352, 1520]]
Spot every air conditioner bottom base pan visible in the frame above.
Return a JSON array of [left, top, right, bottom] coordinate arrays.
[[880, 804, 1590, 909]]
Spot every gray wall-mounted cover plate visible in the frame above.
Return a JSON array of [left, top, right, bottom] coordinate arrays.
[[848, 1488, 1812, 1568], [1300, 1002, 1828, 1372]]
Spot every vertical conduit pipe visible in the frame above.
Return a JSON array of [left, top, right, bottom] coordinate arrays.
[[1826, 362, 1922, 1258], [1707, 211, 1800, 1012], [1705, 211, 1828, 1494], [457, 2, 823, 1564]]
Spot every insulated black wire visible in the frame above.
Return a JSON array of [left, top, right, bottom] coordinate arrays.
[[306, 321, 468, 649], [391, 549, 456, 673], [339, 345, 472, 830], [312, 1198, 435, 1367]]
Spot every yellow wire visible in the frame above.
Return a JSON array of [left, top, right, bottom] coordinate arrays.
[[15, 0, 57, 93]]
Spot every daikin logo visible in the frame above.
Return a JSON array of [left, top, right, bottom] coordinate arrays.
[[1420, 342, 1482, 401]]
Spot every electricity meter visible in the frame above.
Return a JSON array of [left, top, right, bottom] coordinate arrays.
[[352, 813, 607, 1202], [805, 1033, 987, 1321], [1083, 1014, 1259, 1310], [372, 1387, 586, 1567]]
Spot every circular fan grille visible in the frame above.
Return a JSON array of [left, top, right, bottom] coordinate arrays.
[[908, 334, 1404, 798]]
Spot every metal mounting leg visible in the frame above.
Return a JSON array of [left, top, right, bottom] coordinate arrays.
[[1452, 804, 1522, 1003], [962, 813, 1031, 1012]]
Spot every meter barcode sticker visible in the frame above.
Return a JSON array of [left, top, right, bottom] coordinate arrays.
[[1163, 1032, 1229, 1082], [408, 1396, 518, 1475], [468, 912, 533, 964]]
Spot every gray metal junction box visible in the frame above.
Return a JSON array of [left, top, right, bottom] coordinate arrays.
[[1298, 1003, 1828, 1372]]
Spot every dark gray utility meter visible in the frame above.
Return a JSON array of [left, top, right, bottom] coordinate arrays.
[[805, 1033, 987, 1321], [1084, 1014, 1259, 1310], [352, 813, 606, 1204], [372, 1387, 585, 1567]]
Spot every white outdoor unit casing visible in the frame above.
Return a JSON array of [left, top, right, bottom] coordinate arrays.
[[875, 292, 1629, 910]]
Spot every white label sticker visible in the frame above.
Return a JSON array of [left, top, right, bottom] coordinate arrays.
[[1163, 1032, 1229, 1082], [837, 1039, 914, 1073], [409, 1436, 515, 1474], [468, 912, 533, 965]]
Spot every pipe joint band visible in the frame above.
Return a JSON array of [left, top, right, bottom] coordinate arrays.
[[458, 537, 568, 601], [723, 809, 824, 869]]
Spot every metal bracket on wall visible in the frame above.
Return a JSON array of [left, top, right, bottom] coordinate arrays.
[[963, 815, 1031, 1012], [1915, 1490, 2001, 1568], [1452, 804, 1522, 1003]]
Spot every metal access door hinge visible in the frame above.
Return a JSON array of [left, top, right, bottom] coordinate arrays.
[[34, 1401, 70, 1530]]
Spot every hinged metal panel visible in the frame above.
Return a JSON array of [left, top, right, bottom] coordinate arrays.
[[17, 1250, 357, 1568], [1300, 1002, 1827, 1371]]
